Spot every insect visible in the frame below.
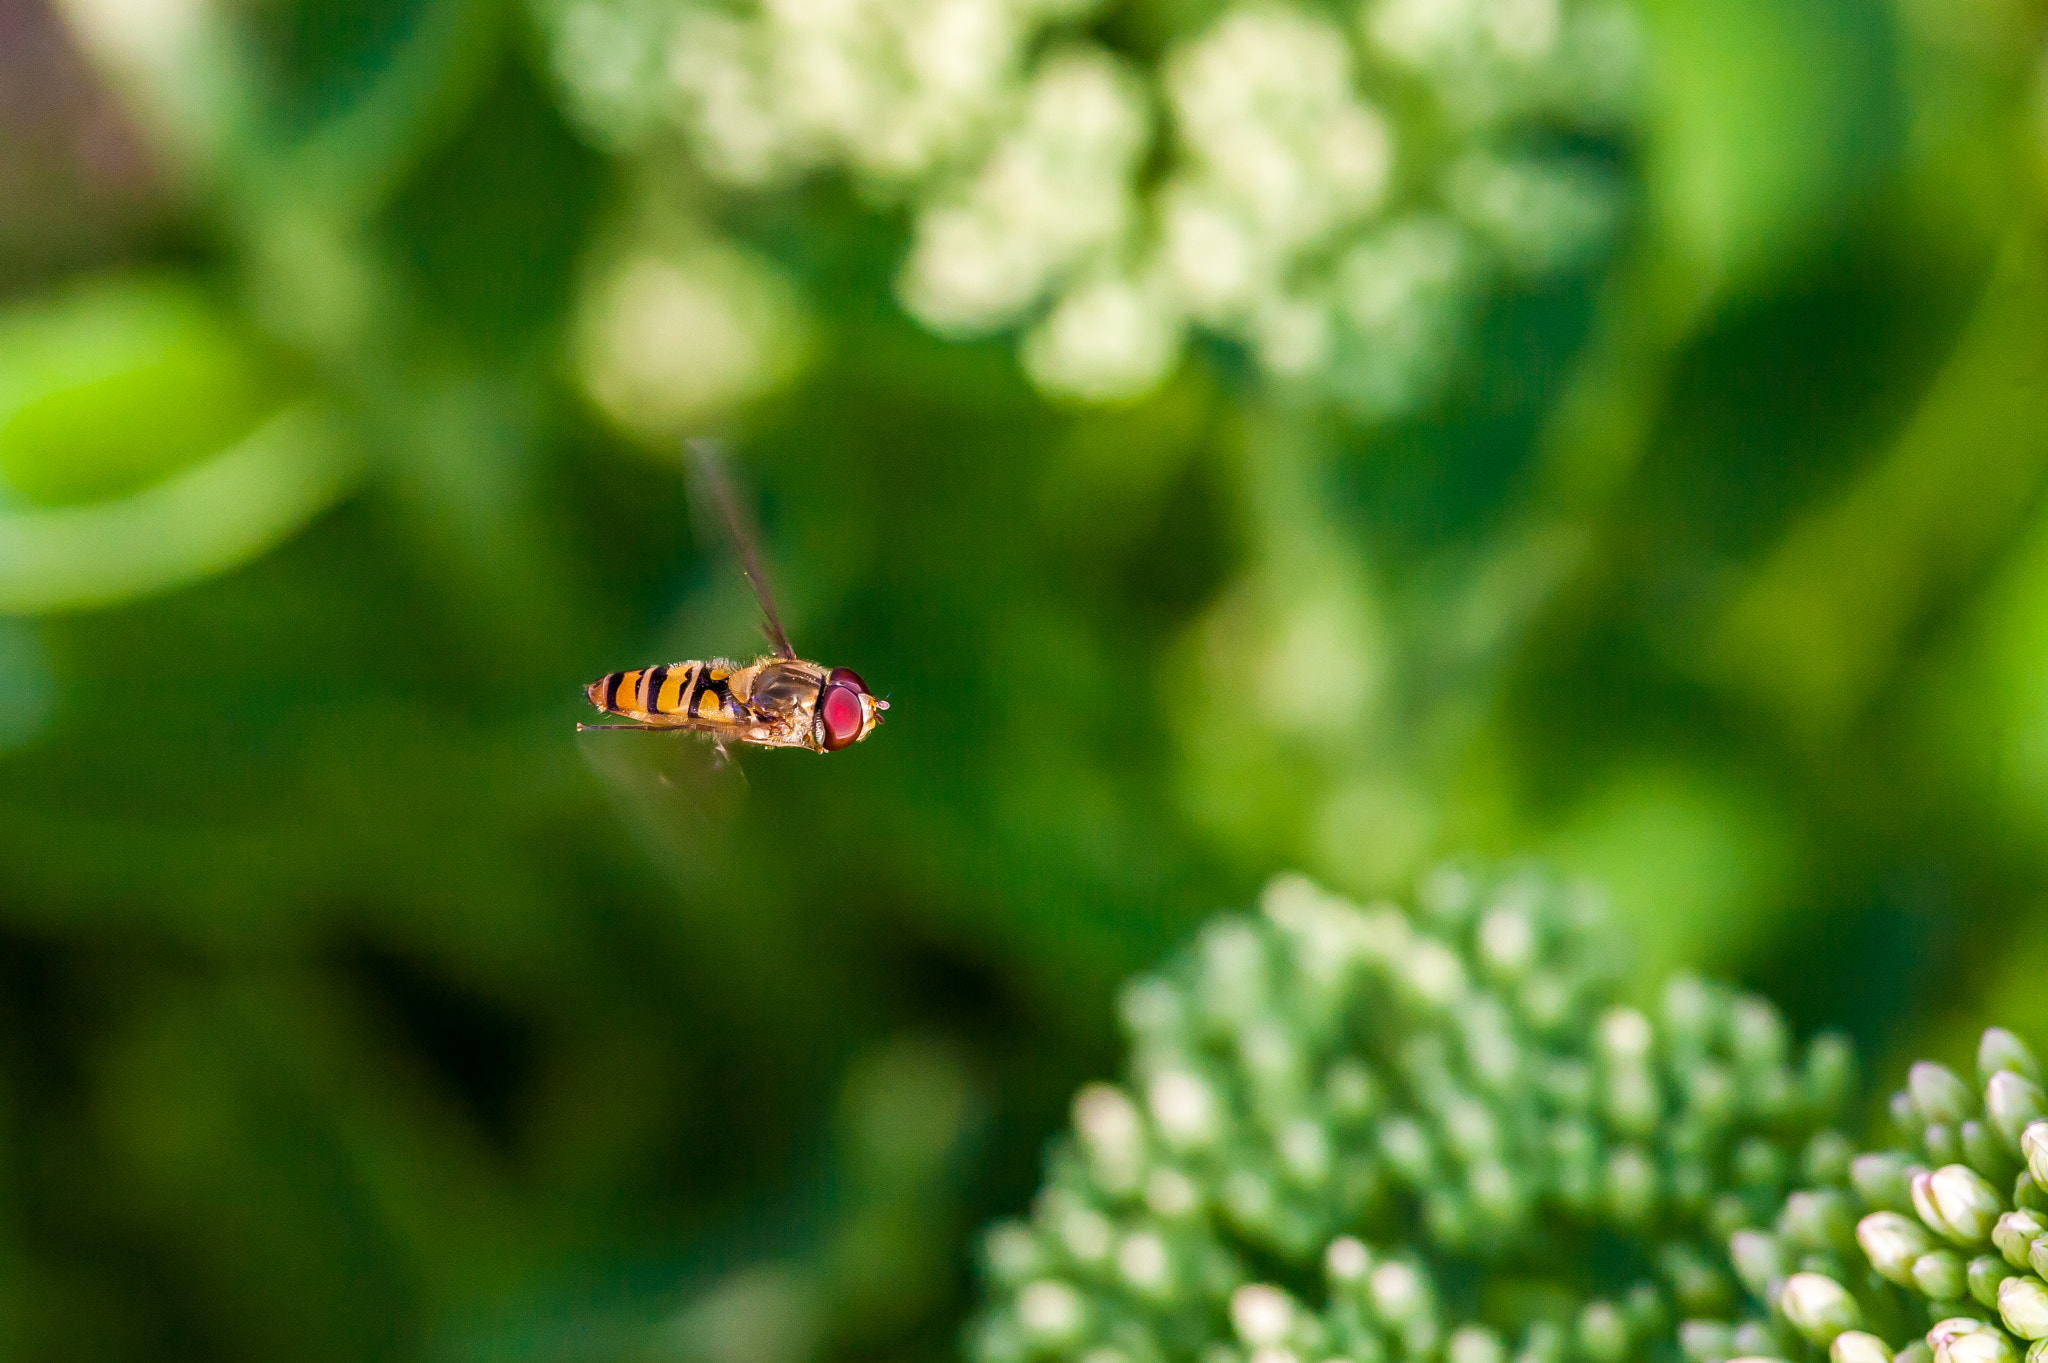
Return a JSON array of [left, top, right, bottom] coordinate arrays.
[[580, 441, 888, 755]]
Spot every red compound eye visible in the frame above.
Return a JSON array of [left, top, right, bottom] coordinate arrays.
[[828, 667, 866, 691], [820, 682, 867, 751]]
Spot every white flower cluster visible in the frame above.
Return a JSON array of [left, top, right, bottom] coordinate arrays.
[[669, 0, 1098, 187], [573, 238, 811, 437], [970, 868, 1862, 1363], [537, 0, 1638, 414], [899, 49, 1149, 338], [1715, 1032, 2048, 1363]]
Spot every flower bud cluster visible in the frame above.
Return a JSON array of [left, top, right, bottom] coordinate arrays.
[[1714, 1029, 2048, 1363], [535, 0, 1639, 412], [970, 869, 1857, 1363]]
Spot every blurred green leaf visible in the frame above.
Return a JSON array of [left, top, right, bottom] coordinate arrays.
[[1638, 0, 1899, 302], [0, 401, 359, 614], [1708, 235, 2048, 741], [0, 272, 283, 507]]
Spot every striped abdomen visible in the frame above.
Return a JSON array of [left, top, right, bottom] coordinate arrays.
[[586, 661, 749, 724]]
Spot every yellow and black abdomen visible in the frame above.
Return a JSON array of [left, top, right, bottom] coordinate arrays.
[[585, 661, 749, 725]]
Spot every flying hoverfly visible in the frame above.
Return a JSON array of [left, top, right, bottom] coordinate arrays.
[[580, 440, 888, 755]]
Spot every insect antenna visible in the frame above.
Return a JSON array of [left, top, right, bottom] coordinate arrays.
[[686, 438, 798, 661]]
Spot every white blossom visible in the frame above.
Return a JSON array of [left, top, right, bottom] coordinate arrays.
[[899, 47, 1148, 334]]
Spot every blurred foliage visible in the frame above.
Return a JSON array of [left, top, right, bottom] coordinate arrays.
[[1, 0, 2048, 1357]]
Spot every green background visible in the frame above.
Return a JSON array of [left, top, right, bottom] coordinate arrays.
[[1, 0, 2046, 1357]]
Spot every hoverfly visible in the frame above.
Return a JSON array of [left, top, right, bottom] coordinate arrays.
[[580, 440, 888, 755]]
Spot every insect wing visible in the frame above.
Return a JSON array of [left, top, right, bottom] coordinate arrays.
[[578, 718, 750, 862], [687, 438, 798, 661]]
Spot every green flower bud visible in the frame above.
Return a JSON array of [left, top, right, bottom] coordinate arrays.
[[1899, 1092, 1929, 1140], [1452, 1325, 1509, 1363], [1900, 1341, 1936, 1363], [1937, 1327, 2019, 1363], [1119, 977, 1185, 1040], [1015, 1279, 1087, 1347], [1712, 1195, 1759, 1244], [1523, 1309, 1564, 1358], [1781, 1272, 1864, 1344], [1733, 998, 1790, 1070], [1971, 1256, 2017, 1307], [1326, 1058, 1381, 1125], [1474, 901, 1538, 980], [1148, 1069, 1224, 1151], [1624, 1280, 1668, 1338], [1220, 1168, 1279, 1239], [1519, 1318, 1568, 1363], [1118, 1231, 1177, 1300], [1735, 1320, 1785, 1356], [1687, 1063, 1739, 1125], [1555, 1139, 1602, 1213], [1917, 1167, 2006, 1245], [1995, 1212, 2045, 1271], [1861, 1212, 1937, 1284], [1806, 1132, 1857, 1187], [1681, 1320, 1736, 1363], [2035, 1237, 2048, 1281], [1198, 921, 1271, 1023], [1074, 1083, 1148, 1195], [1731, 1230, 1790, 1296], [1598, 1007, 1655, 1064], [1517, 972, 1575, 1034], [1579, 1301, 1630, 1363], [2030, 1340, 2048, 1363], [1231, 1283, 1298, 1347], [1749, 1066, 1798, 1122], [1931, 1128, 1964, 1166], [1442, 1096, 1501, 1162], [1738, 1139, 1788, 1194], [1931, 1325, 1995, 1354], [1784, 1191, 1857, 1250], [1663, 975, 1720, 1049], [1809, 1035, 1859, 1117], [1380, 1116, 1436, 1185], [1470, 1160, 1525, 1224], [983, 1222, 1047, 1287], [1424, 1194, 1472, 1253], [1370, 1259, 1435, 1330], [2000, 1276, 2048, 1340], [1832, 1333, 1893, 1363], [1336, 1152, 1384, 1218], [1665, 1244, 1735, 1315], [1278, 1118, 1333, 1189], [1544, 1058, 1597, 1112], [1988, 1077, 2048, 1155], [1916, 1250, 1969, 1301], [1672, 1159, 1715, 1214], [1607, 1066, 1663, 1138], [1606, 1145, 1659, 1224], [1398, 938, 1470, 1013], [1853, 1154, 1919, 1213], [2025, 1125, 2048, 1191], [1915, 1066, 1980, 1128], [1327, 1235, 1373, 1285], [1968, 1122, 2020, 1184], [1980, 1032, 2043, 1088], [1052, 1200, 1115, 1266], [1143, 1166, 1201, 1220]]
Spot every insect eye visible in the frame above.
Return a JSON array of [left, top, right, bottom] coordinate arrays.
[[828, 667, 866, 692], [820, 683, 867, 751]]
